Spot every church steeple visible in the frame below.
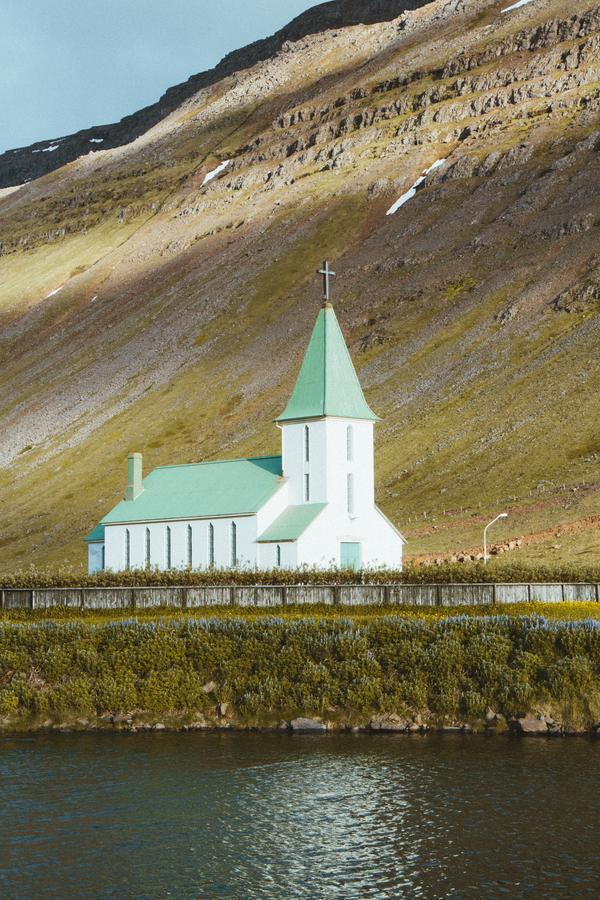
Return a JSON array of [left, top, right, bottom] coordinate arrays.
[[277, 303, 378, 423]]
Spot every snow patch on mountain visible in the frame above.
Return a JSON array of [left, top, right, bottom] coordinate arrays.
[[386, 159, 446, 215], [202, 160, 232, 186], [502, 0, 535, 13]]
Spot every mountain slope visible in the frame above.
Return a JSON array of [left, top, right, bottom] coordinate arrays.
[[0, 0, 599, 570]]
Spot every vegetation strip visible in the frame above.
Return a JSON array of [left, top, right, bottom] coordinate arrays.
[[1, 613, 599, 735], [2, 561, 600, 588]]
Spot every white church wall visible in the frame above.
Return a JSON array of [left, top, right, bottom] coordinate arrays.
[[257, 541, 297, 570], [255, 482, 288, 535], [104, 516, 258, 572], [87, 543, 105, 574], [282, 418, 374, 511], [323, 419, 375, 515], [281, 420, 327, 504], [297, 503, 403, 569]]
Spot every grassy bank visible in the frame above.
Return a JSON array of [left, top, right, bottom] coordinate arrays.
[[1, 613, 599, 734], [2, 561, 600, 588]]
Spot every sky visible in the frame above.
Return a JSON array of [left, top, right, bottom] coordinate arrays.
[[0, 0, 318, 153]]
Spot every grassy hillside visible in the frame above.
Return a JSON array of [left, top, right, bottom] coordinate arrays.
[[0, 0, 599, 570]]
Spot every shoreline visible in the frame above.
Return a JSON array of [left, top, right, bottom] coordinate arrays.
[[2, 714, 598, 737]]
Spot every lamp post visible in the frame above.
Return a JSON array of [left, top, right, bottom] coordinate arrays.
[[483, 513, 508, 565]]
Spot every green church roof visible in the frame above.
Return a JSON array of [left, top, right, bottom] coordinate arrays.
[[257, 503, 327, 543], [277, 304, 378, 422], [100, 456, 283, 525], [85, 523, 106, 543]]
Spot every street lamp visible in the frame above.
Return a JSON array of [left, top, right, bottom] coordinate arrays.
[[483, 513, 508, 565]]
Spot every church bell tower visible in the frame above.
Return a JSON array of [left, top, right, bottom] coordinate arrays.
[[276, 262, 378, 520]]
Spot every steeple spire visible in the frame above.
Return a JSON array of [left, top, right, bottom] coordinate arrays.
[[277, 302, 378, 423]]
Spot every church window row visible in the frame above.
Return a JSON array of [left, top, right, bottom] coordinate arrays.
[[304, 425, 310, 463], [305, 473, 310, 502], [346, 425, 354, 462], [276, 545, 281, 567], [123, 520, 239, 569]]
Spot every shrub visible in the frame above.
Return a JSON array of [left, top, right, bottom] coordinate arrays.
[[0, 615, 598, 729], [1, 560, 599, 589]]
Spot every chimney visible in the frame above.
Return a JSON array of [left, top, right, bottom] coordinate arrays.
[[125, 453, 143, 501]]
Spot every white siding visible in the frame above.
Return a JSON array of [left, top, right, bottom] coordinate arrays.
[[104, 516, 259, 572], [258, 541, 298, 570], [88, 543, 105, 574]]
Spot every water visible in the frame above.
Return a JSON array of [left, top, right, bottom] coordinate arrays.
[[1, 733, 599, 898]]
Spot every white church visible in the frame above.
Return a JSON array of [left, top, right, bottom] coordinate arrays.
[[86, 264, 405, 572]]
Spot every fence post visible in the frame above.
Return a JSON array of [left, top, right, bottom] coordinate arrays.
[[30, 590, 36, 610], [384, 585, 391, 606], [230, 586, 236, 607], [80, 589, 85, 610], [561, 583, 566, 603], [282, 586, 288, 607], [436, 584, 442, 607], [130, 589, 136, 611], [333, 585, 341, 606], [527, 583, 532, 603], [492, 583, 497, 605], [182, 588, 189, 610], [0, 589, 4, 610]]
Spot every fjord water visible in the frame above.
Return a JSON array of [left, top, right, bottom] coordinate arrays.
[[1, 734, 598, 898]]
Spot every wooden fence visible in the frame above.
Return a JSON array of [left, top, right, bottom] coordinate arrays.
[[1, 583, 599, 610]]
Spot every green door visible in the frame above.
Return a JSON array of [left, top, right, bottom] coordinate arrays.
[[340, 542, 361, 570]]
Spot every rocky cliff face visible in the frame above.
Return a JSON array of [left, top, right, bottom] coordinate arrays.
[[0, 0, 599, 568], [0, 0, 431, 189]]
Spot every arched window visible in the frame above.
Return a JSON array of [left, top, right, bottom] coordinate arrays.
[[276, 545, 281, 568], [304, 425, 310, 462], [208, 523, 215, 567], [125, 529, 130, 570], [347, 473, 355, 516], [346, 425, 354, 462], [166, 526, 172, 569], [186, 524, 193, 568], [231, 522, 237, 567], [304, 473, 310, 502], [145, 527, 151, 568]]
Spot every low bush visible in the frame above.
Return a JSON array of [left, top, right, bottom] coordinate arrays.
[[1, 560, 599, 589], [0, 615, 599, 730]]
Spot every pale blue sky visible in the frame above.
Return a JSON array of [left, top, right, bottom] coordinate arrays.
[[1, 0, 317, 153]]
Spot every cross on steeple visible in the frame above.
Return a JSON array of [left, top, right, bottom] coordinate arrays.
[[318, 260, 336, 303]]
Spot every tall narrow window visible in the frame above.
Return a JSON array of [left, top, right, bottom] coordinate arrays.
[[304, 425, 310, 463], [166, 526, 172, 569], [276, 545, 281, 568], [187, 524, 193, 568], [305, 473, 310, 502], [347, 473, 355, 516], [346, 425, 354, 462], [145, 527, 151, 568], [231, 522, 237, 567], [125, 529, 130, 570], [208, 523, 215, 567]]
